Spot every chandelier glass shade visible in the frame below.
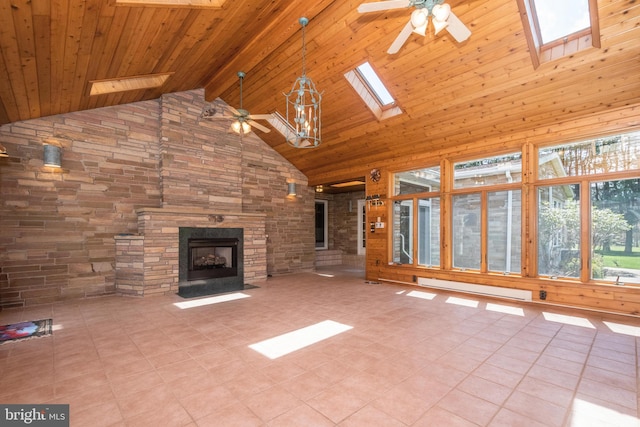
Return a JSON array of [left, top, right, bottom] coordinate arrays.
[[284, 17, 322, 149]]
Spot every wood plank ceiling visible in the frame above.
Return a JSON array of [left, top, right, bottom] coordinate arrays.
[[1, 0, 639, 187]]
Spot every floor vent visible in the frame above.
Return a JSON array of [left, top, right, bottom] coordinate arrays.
[[417, 278, 532, 302]]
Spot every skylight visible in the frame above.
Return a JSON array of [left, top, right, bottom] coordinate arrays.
[[531, 0, 591, 44], [89, 73, 173, 96], [516, 0, 600, 68], [355, 62, 395, 106], [345, 62, 402, 121], [116, 0, 226, 7]]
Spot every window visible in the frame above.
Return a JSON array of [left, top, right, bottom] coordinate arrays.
[[539, 132, 640, 178], [591, 179, 640, 284], [394, 166, 441, 195], [392, 166, 441, 267], [536, 131, 640, 283], [344, 62, 402, 121], [393, 200, 413, 264], [355, 62, 395, 107], [418, 197, 440, 268], [537, 184, 581, 278], [454, 152, 522, 189], [532, 0, 591, 44], [452, 193, 481, 270], [488, 190, 522, 274], [268, 111, 297, 141], [388, 130, 639, 288], [517, 0, 600, 68]]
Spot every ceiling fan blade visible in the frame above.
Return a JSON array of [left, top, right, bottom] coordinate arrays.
[[445, 11, 471, 43], [247, 119, 271, 133], [357, 0, 410, 13], [228, 105, 241, 116], [387, 20, 414, 54], [248, 114, 274, 120]]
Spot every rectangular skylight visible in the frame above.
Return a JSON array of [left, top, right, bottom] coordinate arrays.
[[116, 0, 225, 7], [355, 62, 395, 106], [345, 62, 401, 121], [531, 0, 591, 44], [89, 73, 173, 96]]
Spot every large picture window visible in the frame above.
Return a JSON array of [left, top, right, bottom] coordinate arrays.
[[388, 130, 639, 288]]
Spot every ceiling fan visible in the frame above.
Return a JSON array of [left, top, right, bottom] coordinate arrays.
[[358, 0, 471, 54], [201, 71, 272, 134]]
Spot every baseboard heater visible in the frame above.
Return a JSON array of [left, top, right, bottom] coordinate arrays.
[[417, 278, 532, 302]]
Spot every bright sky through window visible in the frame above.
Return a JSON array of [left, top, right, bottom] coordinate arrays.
[[532, 0, 591, 44], [356, 62, 395, 106]]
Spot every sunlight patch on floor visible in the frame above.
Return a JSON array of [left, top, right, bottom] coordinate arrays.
[[603, 321, 640, 337], [486, 302, 525, 316], [249, 320, 353, 359], [543, 312, 595, 328], [173, 292, 250, 309], [446, 296, 479, 308], [406, 290, 437, 300], [568, 398, 639, 426]]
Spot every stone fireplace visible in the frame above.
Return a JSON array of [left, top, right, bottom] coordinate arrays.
[[178, 227, 244, 297], [115, 207, 266, 297]]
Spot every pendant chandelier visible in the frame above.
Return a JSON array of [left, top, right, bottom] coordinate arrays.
[[284, 17, 322, 148]]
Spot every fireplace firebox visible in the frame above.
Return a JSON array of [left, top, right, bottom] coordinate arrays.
[[188, 238, 238, 281], [179, 227, 244, 297]]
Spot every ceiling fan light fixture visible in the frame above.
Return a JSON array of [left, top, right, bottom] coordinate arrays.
[[231, 120, 251, 134], [284, 17, 322, 149], [432, 3, 451, 22], [410, 9, 428, 29]]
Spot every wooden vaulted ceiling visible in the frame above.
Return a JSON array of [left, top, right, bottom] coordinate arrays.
[[1, 0, 639, 187]]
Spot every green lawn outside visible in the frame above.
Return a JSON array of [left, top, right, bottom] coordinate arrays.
[[595, 245, 640, 269]]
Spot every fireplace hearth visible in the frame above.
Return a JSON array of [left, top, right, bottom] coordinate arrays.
[[179, 227, 244, 297]]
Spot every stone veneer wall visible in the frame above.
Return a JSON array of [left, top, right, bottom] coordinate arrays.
[[0, 89, 313, 307]]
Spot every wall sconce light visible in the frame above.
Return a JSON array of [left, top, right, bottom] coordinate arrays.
[[43, 144, 61, 168], [287, 182, 297, 197], [0, 143, 8, 158]]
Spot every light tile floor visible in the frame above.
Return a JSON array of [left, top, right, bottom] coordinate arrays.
[[1, 267, 640, 426]]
